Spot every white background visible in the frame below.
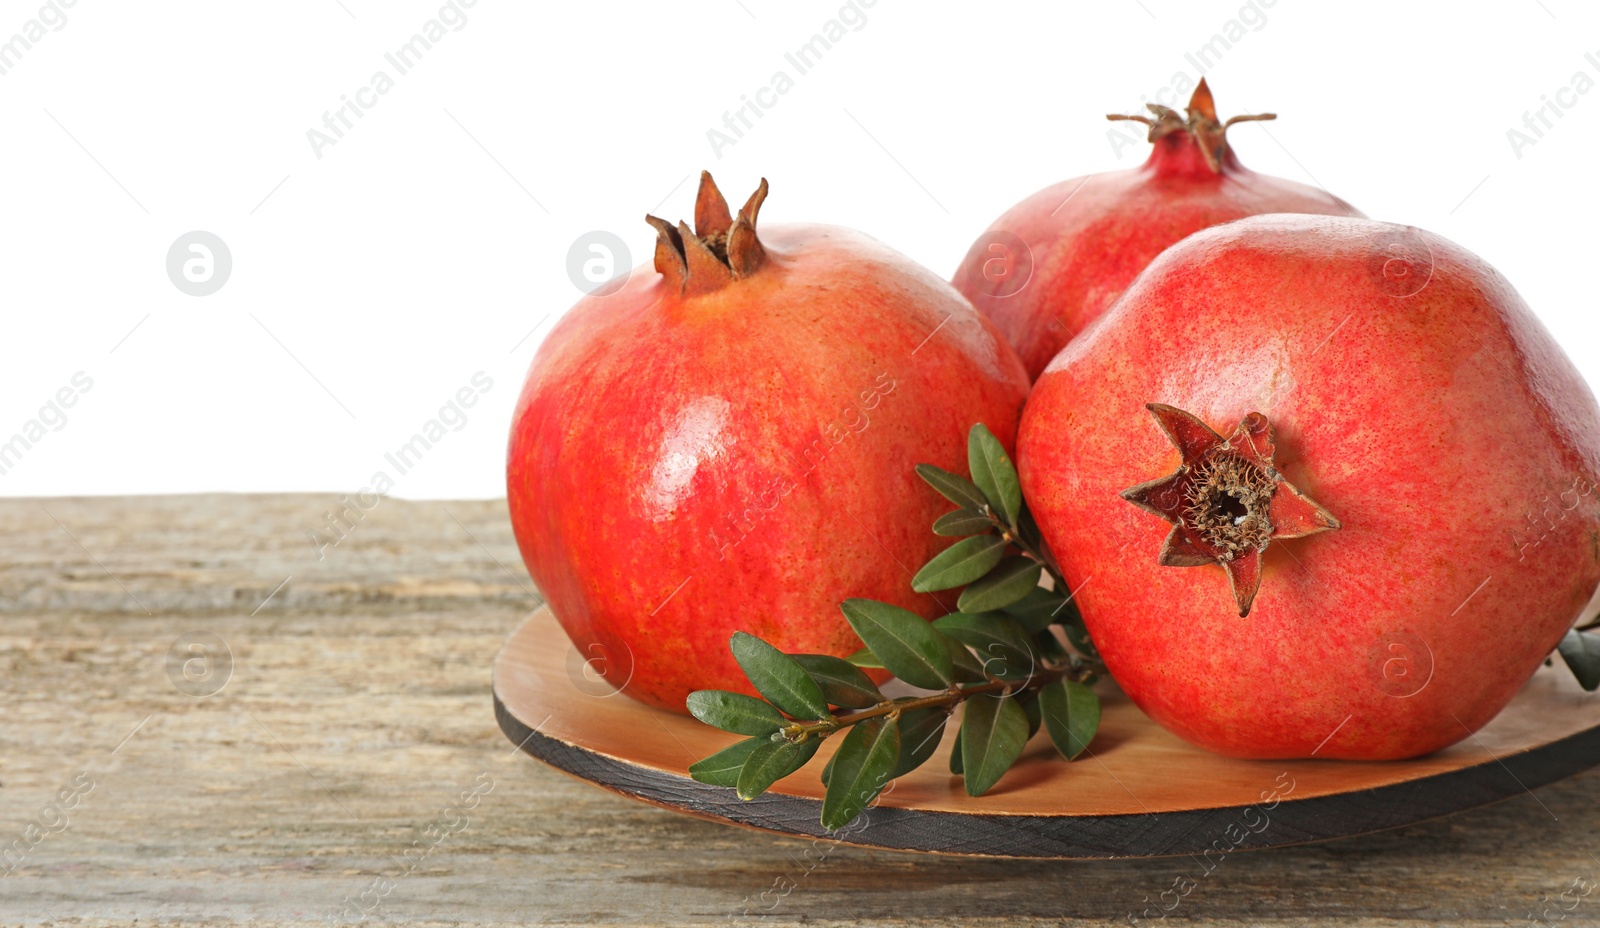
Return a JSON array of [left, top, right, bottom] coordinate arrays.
[[1, 0, 1595, 500]]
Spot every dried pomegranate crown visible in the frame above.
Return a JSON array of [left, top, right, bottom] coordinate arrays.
[[1120, 404, 1340, 617], [1107, 78, 1276, 173], [646, 171, 769, 296]]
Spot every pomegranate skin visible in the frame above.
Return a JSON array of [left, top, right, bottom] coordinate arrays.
[[1018, 214, 1600, 760], [953, 93, 1359, 381], [509, 219, 1029, 713]]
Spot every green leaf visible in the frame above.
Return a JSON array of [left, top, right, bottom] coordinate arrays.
[[912, 535, 1007, 593], [934, 613, 1036, 680], [968, 424, 1022, 527], [1559, 630, 1600, 691], [730, 633, 833, 721], [948, 727, 964, 774], [1022, 693, 1043, 738], [685, 690, 786, 736], [792, 653, 883, 709], [688, 736, 769, 788], [933, 509, 995, 537], [839, 599, 954, 690], [961, 693, 1029, 796], [846, 646, 885, 669], [1039, 678, 1101, 760], [821, 717, 900, 831], [943, 635, 989, 682], [890, 707, 950, 779], [1017, 504, 1045, 549], [737, 737, 822, 800], [957, 557, 1043, 613], [915, 463, 990, 512], [1003, 586, 1072, 634], [1062, 616, 1098, 659], [820, 750, 837, 788]]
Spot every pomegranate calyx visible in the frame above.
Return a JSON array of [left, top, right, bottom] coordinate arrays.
[[1105, 78, 1276, 174], [645, 171, 769, 295], [1120, 403, 1340, 617]]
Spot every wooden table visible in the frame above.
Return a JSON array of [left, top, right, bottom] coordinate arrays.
[[1, 495, 1595, 926]]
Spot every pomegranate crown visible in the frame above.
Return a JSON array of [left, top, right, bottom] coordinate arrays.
[[1106, 78, 1275, 173], [645, 171, 769, 296]]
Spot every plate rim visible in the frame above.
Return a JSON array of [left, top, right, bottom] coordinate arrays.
[[494, 663, 1600, 860]]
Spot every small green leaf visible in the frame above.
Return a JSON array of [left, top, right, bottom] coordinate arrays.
[[968, 424, 1022, 527], [730, 633, 833, 721], [912, 535, 1007, 593], [948, 727, 964, 774], [821, 717, 900, 831], [792, 653, 883, 709], [839, 599, 954, 690], [1062, 616, 1098, 659], [915, 463, 990, 512], [943, 635, 989, 682], [1022, 694, 1042, 739], [934, 612, 1036, 680], [685, 690, 786, 736], [1039, 678, 1101, 760], [960, 693, 1029, 796], [846, 646, 885, 669], [933, 509, 995, 537], [737, 737, 822, 800], [957, 557, 1043, 613], [689, 736, 769, 788], [1559, 630, 1600, 691], [1003, 586, 1072, 634], [1017, 505, 1045, 549], [890, 707, 950, 778]]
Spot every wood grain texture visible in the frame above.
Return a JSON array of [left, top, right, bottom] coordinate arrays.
[[0, 494, 1596, 926]]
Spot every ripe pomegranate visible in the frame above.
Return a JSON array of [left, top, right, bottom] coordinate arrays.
[[508, 173, 1029, 713], [953, 79, 1361, 381], [1018, 214, 1600, 760]]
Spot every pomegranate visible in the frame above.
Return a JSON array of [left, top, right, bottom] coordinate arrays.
[[952, 79, 1360, 381], [1018, 214, 1600, 760], [508, 172, 1030, 713]]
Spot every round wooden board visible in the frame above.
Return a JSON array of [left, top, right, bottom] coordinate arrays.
[[493, 606, 1600, 859]]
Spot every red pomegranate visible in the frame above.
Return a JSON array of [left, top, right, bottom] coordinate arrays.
[[953, 79, 1360, 380], [508, 173, 1030, 713], [1018, 214, 1600, 760]]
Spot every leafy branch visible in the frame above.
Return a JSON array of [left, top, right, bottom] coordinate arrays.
[[686, 424, 1105, 831]]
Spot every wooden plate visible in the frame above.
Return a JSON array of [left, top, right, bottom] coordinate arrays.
[[493, 606, 1600, 858]]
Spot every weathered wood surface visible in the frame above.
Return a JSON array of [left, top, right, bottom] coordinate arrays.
[[0, 494, 1595, 926]]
